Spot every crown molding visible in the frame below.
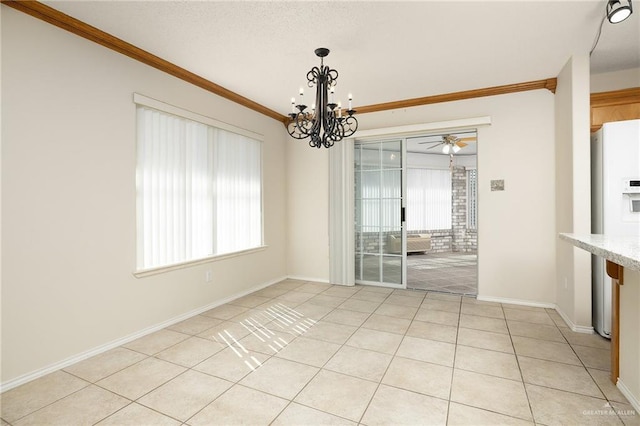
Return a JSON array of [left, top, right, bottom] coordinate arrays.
[[1, 0, 287, 122], [4, 0, 557, 126], [352, 78, 557, 115]]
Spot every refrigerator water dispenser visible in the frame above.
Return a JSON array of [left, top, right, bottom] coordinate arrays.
[[623, 179, 640, 218]]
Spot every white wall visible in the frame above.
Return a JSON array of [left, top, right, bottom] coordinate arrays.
[[1, 8, 288, 384], [0, 5, 4, 385], [286, 140, 330, 282], [619, 268, 640, 411], [554, 55, 593, 330], [288, 89, 557, 304], [590, 67, 640, 93]]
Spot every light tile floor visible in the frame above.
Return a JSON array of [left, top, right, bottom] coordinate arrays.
[[2, 280, 638, 425], [407, 252, 477, 295]]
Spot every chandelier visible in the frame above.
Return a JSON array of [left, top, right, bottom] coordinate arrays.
[[287, 48, 358, 148]]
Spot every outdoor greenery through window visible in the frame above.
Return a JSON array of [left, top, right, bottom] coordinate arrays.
[[135, 100, 262, 271]]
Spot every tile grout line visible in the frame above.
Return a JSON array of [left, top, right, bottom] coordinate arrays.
[[154, 286, 599, 424], [266, 283, 384, 424], [444, 293, 464, 426], [184, 284, 328, 424], [244, 283, 403, 422], [3, 281, 304, 425], [185, 281, 320, 425], [6, 279, 629, 425], [354, 288, 425, 425], [141, 305, 285, 425], [508, 306, 620, 423], [159, 286, 320, 425], [3, 382, 94, 425], [503, 301, 537, 424], [555, 326, 630, 422]]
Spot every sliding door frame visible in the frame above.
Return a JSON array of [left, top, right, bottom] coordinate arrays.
[[354, 138, 407, 289], [328, 116, 491, 287]]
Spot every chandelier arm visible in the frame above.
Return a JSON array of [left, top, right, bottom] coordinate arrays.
[[288, 114, 301, 137], [287, 120, 305, 139], [342, 115, 358, 138], [296, 112, 312, 136], [307, 67, 321, 87], [327, 68, 339, 87], [287, 108, 317, 140]]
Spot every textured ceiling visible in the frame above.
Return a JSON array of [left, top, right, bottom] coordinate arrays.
[[45, 1, 640, 116]]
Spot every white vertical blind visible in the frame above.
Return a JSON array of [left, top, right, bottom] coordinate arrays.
[[136, 106, 262, 270], [406, 168, 452, 231], [358, 166, 450, 231], [358, 167, 401, 230], [213, 129, 262, 255]]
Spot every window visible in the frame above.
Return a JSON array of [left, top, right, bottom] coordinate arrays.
[[406, 168, 452, 231], [467, 168, 478, 230], [135, 96, 262, 271]]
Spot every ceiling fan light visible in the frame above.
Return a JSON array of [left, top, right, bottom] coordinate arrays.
[[452, 144, 461, 153], [442, 145, 450, 154], [607, 0, 633, 23]]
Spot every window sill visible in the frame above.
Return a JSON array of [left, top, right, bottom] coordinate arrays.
[[133, 245, 268, 278]]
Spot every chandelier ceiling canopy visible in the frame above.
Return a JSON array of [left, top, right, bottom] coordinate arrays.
[[287, 48, 358, 149]]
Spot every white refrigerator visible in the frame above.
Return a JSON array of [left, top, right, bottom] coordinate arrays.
[[590, 119, 640, 338]]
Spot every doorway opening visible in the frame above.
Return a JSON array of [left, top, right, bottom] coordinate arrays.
[[353, 131, 478, 294], [405, 132, 478, 295]]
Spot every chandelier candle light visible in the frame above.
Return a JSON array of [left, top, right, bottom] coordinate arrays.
[[287, 48, 358, 148]]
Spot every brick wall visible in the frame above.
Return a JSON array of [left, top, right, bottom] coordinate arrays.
[[451, 166, 477, 253]]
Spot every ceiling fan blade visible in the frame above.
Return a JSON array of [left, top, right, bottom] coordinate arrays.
[[425, 144, 443, 150], [455, 141, 468, 148], [457, 137, 476, 143], [417, 141, 441, 145]]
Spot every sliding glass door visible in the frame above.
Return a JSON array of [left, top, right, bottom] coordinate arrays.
[[354, 139, 406, 288]]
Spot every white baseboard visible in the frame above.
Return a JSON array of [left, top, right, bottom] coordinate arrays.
[[286, 275, 330, 284], [554, 306, 595, 334], [476, 295, 556, 309], [0, 275, 287, 393], [476, 296, 596, 334], [617, 378, 640, 414]]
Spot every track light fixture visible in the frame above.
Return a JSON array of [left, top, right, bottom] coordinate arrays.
[[607, 0, 633, 23], [590, 0, 634, 56]]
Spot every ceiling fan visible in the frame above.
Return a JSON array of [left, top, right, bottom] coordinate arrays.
[[419, 134, 477, 154]]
